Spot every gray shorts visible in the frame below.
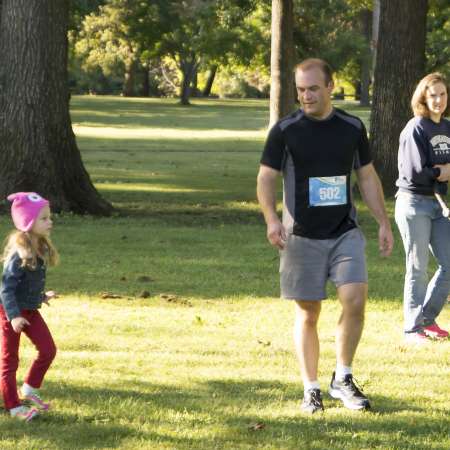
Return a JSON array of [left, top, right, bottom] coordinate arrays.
[[280, 227, 368, 300]]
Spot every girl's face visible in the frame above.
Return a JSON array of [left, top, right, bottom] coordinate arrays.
[[426, 82, 448, 121], [32, 205, 53, 237]]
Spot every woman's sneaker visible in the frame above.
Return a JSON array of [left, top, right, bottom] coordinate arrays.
[[329, 372, 370, 410], [10, 405, 39, 422], [404, 331, 431, 344], [423, 323, 449, 339], [20, 389, 50, 411]]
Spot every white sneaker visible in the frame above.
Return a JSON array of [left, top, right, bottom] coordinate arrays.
[[10, 405, 39, 422]]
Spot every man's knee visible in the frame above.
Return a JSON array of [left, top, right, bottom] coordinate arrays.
[[295, 300, 321, 326], [341, 297, 366, 322], [338, 289, 366, 324]]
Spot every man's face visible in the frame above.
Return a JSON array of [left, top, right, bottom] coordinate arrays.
[[295, 67, 334, 119]]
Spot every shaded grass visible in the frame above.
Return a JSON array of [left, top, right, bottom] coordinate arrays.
[[0, 96, 448, 449]]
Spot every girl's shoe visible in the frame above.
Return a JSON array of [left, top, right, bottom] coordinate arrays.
[[10, 405, 39, 422], [21, 389, 50, 411]]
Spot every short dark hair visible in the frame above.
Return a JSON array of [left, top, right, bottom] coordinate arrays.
[[411, 72, 450, 118], [294, 58, 333, 85]]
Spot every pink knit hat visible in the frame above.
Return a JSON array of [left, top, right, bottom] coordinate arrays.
[[7, 192, 49, 232]]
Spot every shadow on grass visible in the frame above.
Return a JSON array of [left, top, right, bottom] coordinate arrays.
[[40, 205, 407, 301], [2, 378, 446, 449]]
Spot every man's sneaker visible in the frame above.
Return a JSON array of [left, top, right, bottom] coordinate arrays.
[[301, 388, 324, 414], [10, 405, 39, 422], [20, 390, 50, 411], [423, 323, 449, 339], [329, 372, 370, 410]]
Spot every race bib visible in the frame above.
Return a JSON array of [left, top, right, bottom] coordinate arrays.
[[309, 176, 347, 207]]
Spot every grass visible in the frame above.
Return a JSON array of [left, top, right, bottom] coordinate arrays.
[[0, 96, 448, 449]]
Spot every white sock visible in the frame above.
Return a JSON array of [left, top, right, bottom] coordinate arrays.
[[303, 380, 320, 392], [10, 405, 24, 416], [335, 364, 352, 381], [21, 382, 36, 396]]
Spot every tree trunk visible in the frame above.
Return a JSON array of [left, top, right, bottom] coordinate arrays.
[[179, 56, 198, 106], [122, 58, 137, 97], [0, 0, 112, 214], [269, 0, 295, 127], [370, 0, 428, 195], [141, 64, 150, 97], [190, 67, 200, 97], [371, 0, 380, 79], [202, 65, 218, 97], [359, 8, 372, 106]]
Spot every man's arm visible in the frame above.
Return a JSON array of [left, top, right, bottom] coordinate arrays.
[[256, 164, 286, 249], [355, 163, 394, 257]]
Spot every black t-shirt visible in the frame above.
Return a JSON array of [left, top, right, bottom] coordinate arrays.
[[261, 108, 372, 239]]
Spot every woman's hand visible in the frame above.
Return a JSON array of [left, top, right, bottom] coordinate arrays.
[[434, 164, 450, 182]]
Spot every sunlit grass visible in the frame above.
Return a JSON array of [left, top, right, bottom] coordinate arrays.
[[0, 96, 448, 449], [73, 125, 265, 140], [97, 183, 207, 193]]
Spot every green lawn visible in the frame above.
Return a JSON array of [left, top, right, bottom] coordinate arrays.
[[0, 97, 448, 449]]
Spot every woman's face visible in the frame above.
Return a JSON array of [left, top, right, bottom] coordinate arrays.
[[425, 82, 448, 120]]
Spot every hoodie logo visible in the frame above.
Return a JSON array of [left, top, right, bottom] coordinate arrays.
[[431, 135, 450, 155]]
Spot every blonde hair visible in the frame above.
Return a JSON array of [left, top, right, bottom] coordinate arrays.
[[411, 72, 450, 118], [2, 230, 59, 270]]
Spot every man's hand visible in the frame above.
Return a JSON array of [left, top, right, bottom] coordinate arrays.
[[11, 316, 30, 333], [267, 220, 287, 250], [378, 223, 394, 257]]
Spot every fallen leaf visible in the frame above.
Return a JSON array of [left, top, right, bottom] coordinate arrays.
[[100, 292, 123, 299], [137, 275, 153, 282], [160, 294, 192, 307], [257, 339, 271, 346], [248, 422, 265, 431]]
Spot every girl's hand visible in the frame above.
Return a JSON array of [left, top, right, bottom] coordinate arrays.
[[43, 290, 57, 305], [11, 317, 30, 333]]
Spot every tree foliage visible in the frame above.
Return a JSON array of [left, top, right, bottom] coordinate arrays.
[[427, 0, 450, 78]]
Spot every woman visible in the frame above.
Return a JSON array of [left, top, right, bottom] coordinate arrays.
[[395, 72, 450, 343]]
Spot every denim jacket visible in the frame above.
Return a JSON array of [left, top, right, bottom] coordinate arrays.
[[0, 252, 46, 321]]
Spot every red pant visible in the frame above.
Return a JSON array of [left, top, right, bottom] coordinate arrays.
[[0, 306, 56, 410]]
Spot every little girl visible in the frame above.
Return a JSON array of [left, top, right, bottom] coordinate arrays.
[[0, 192, 59, 421]]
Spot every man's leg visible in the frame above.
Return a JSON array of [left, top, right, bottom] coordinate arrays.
[[328, 282, 370, 410], [294, 300, 321, 381], [294, 300, 324, 413], [335, 282, 367, 367]]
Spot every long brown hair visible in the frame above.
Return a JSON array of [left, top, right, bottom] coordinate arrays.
[[2, 230, 59, 269], [411, 72, 450, 118]]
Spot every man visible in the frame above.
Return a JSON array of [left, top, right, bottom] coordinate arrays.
[[257, 58, 393, 413]]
